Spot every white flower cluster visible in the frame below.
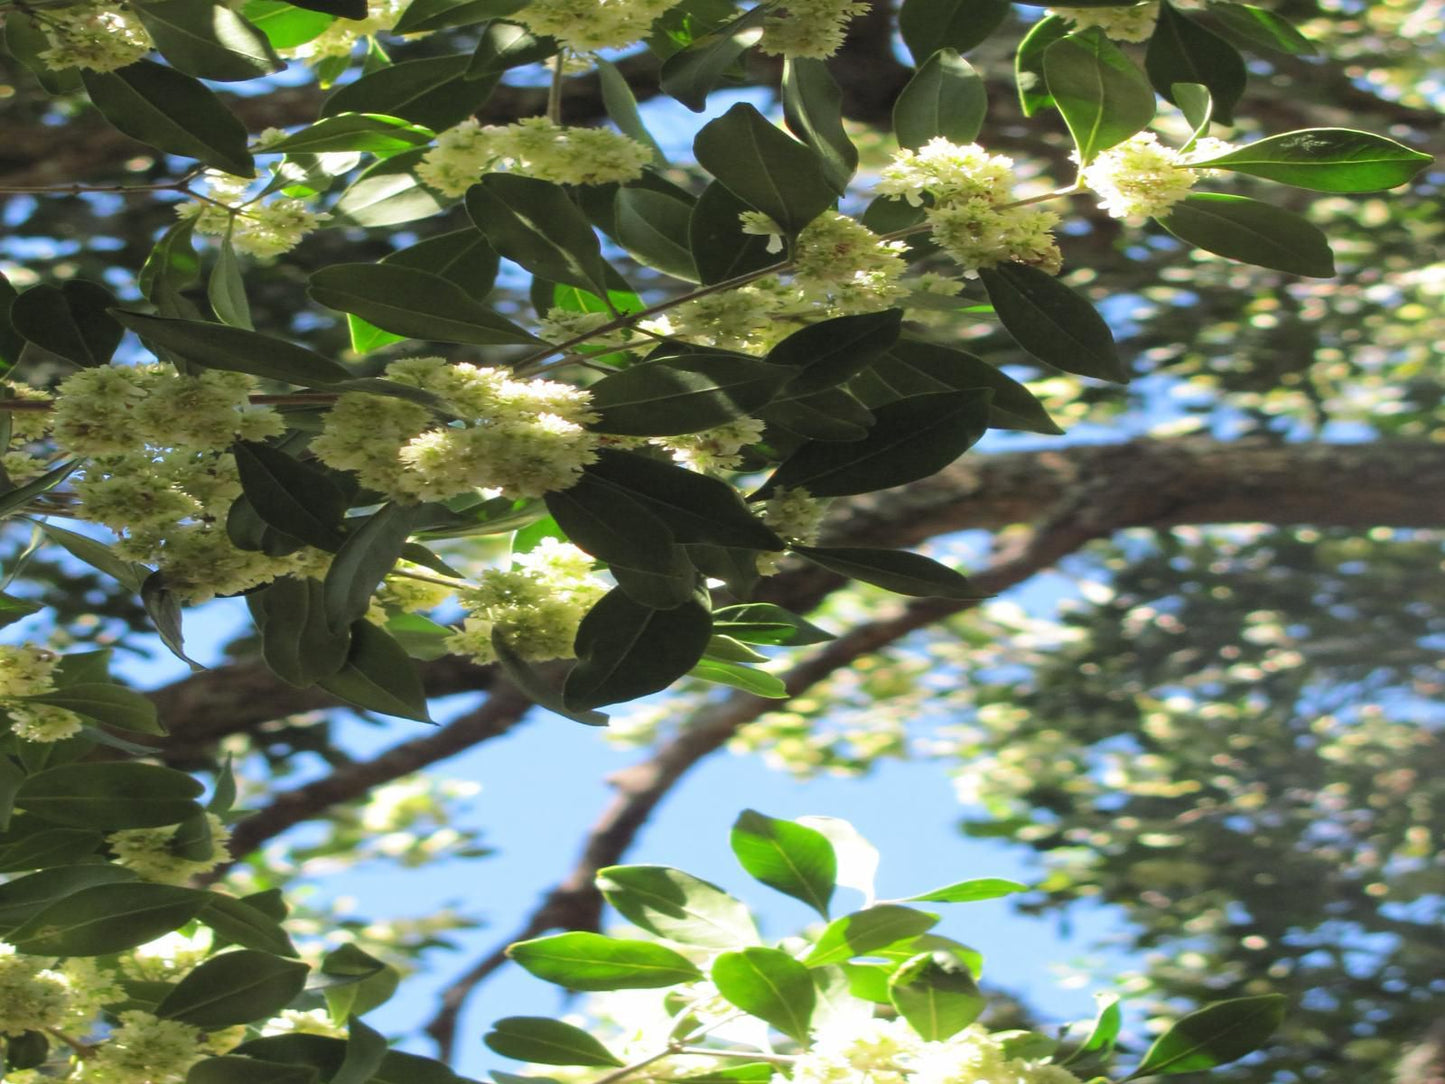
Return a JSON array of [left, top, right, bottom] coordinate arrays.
[[109, 813, 233, 885], [445, 538, 607, 664], [760, 0, 871, 58], [77, 1009, 205, 1083], [1079, 133, 1234, 222], [794, 1018, 1080, 1084], [0, 944, 70, 1037], [757, 486, 828, 573], [280, 0, 410, 61], [794, 211, 911, 309], [312, 356, 599, 502], [513, 0, 678, 52], [877, 139, 1062, 277], [0, 644, 83, 743], [36, 0, 151, 72], [1049, 2, 1160, 42], [175, 172, 328, 258], [418, 117, 652, 197], [655, 417, 767, 473]]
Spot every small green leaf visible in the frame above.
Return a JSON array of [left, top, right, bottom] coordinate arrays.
[[248, 577, 353, 688], [0, 462, 79, 521], [332, 1018, 388, 1084], [1185, 128, 1434, 192], [1128, 995, 1286, 1077], [466, 174, 611, 294], [490, 633, 608, 727], [1015, 14, 1069, 116], [309, 264, 538, 345], [509, 932, 703, 991], [712, 947, 816, 1042], [16, 763, 202, 828], [485, 1018, 623, 1067], [322, 54, 490, 130], [614, 188, 699, 282], [588, 354, 787, 436], [782, 57, 857, 193], [9, 281, 123, 366], [242, 0, 334, 49], [898, 0, 1011, 62], [233, 441, 349, 551], [317, 621, 431, 722], [1205, 2, 1316, 56], [1159, 194, 1335, 277], [1172, 82, 1212, 142], [189, 1056, 321, 1084], [658, 5, 767, 112], [693, 103, 836, 233], [804, 905, 940, 967], [564, 590, 713, 710], [142, 570, 201, 670], [688, 181, 780, 286], [1146, 2, 1245, 125], [597, 59, 666, 164], [688, 660, 788, 698], [9, 883, 207, 956], [791, 545, 978, 599], [260, 113, 435, 156], [712, 603, 834, 646], [467, 20, 555, 78], [903, 878, 1027, 904], [977, 263, 1125, 382], [889, 950, 986, 1040], [866, 339, 1063, 435], [112, 312, 352, 386], [730, 810, 836, 917], [331, 148, 455, 227], [200, 892, 299, 956], [1044, 29, 1156, 162], [894, 49, 986, 151], [134, 0, 283, 81], [34, 522, 146, 592], [0, 865, 139, 932], [157, 950, 310, 1027], [768, 309, 902, 398], [1065, 992, 1121, 1065], [20, 683, 161, 735], [596, 865, 759, 948], [208, 239, 252, 329], [323, 502, 418, 632]]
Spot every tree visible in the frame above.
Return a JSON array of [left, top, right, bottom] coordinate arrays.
[[0, 0, 1437, 1081]]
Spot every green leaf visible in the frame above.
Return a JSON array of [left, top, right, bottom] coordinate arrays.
[[730, 810, 835, 917], [867, 339, 1063, 435], [596, 865, 759, 948], [3, 11, 83, 95], [769, 309, 902, 397], [804, 905, 941, 966], [112, 312, 352, 386], [1015, 14, 1069, 116], [0, 462, 79, 521], [782, 57, 857, 193], [889, 951, 986, 1040], [332, 1018, 389, 1084], [138, 220, 204, 317], [466, 174, 611, 294], [898, 0, 1011, 62], [614, 188, 699, 281], [9, 281, 123, 366], [82, 61, 252, 176], [0, 828, 103, 873], [287, 0, 365, 17], [564, 590, 712, 710], [658, 4, 767, 112], [324, 502, 418, 632], [693, 103, 836, 233], [393, 0, 523, 33], [241, 0, 334, 48], [597, 58, 667, 163], [9, 883, 206, 956], [467, 20, 555, 78], [309, 264, 537, 345], [585, 450, 784, 550], [588, 354, 787, 436], [490, 633, 608, 727], [689, 181, 780, 285], [798, 816, 879, 903], [234, 441, 349, 551], [485, 1018, 623, 1067], [208, 238, 252, 329], [0, 273, 23, 371], [707, 634, 770, 664], [1185, 128, 1434, 192], [758, 390, 992, 499], [509, 932, 703, 991], [0, 593, 41, 630], [1205, 2, 1316, 56], [322, 54, 491, 130], [383, 229, 499, 297], [711, 947, 815, 1041], [142, 570, 202, 670], [34, 521, 146, 592], [1065, 992, 1121, 1065], [20, 683, 161, 735], [189, 1056, 321, 1084], [761, 389, 874, 442], [1146, 2, 1245, 125], [1043, 29, 1156, 162], [249, 577, 353, 687], [317, 620, 431, 722], [260, 113, 435, 156], [330, 148, 455, 227], [688, 660, 788, 698], [134, 0, 282, 81], [1159, 194, 1335, 277], [201, 892, 299, 955], [904, 878, 1028, 904], [16, 763, 202, 828], [0, 865, 138, 932], [1128, 995, 1287, 1077], [790, 545, 979, 599], [157, 950, 310, 1027], [894, 49, 987, 151], [712, 603, 834, 646], [977, 263, 1125, 381]]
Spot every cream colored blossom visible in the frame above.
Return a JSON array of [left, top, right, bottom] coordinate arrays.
[[109, 813, 233, 885], [279, 0, 410, 61], [514, 0, 677, 51], [175, 172, 327, 258], [761, 0, 871, 57], [1079, 131, 1199, 221], [37, 0, 151, 71], [655, 417, 767, 472], [1049, 2, 1160, 42], [0, 646, 83, 743], [119, 929, 212, 983], [739, 211, 786, 254], [418, 117, 651, 196], [78, 1010, 204, 1083], [794, 211, 910, 310], [0, 944, 70, 1037], [762, 486, 828, 545]]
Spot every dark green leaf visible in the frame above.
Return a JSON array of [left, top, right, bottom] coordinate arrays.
[[0, 865, 138, 932], [9, 281, 123, 366], [208, 238, 252, 329], [485, 1018, 622, 1067], [142, 571, 201, 669], [804, 905, 941, 966], [0, 462, 79, 521], [332, 1018, 389, 1084], [509, 932, 703, 991], [758, 390, 992, 498], [894, 49, 986, 151], [977, 263, 1125, 381], [309, 264, 538, 345], [9, 883, 206, 956], [791, 545, 979, 599], [34, 522, 146, 592], [889, 951, 986, 1040], [761, 389, 874, 442], [1159, 194, 1335, 277], [20, 683, 161, 735], [286, 0, 365, 16], [248, 577, 353, 687], [730, 810, 835, 917], [1015, 14, 1069, 116], [597, 59, 666, 163], [134, 0, 282, 81], [1205, 2, 1316, 56], [870, 339, 1063, 434], [0, 273, 23, 370], [491, 633, 608, 727], [317, 620, 431, 722], [322, 54, 492, 130], [615, 188, 699, 281], [383, 229, 499, 297], [467, 21, 555, 78], [324, 502, 418, 632], [1146, 2, 1245, 124], [588, 354, 786, 436], [233, 441, 349, 551], [898, 0, 1011, 62], [711, 947, 815, 1041], [688, 660, 788, 698], [1185, 128, 1434, 192], [768, 309, 902, 397], [693, 103, 836, 233], [261, 113, 435, 156], [466, 174, 611, 294], [1173, 81, 1212, 138], [0, 828, 103, 873], [904, 878, 1028, 903], [82, 61, 252, 175], [712, 603, 834, 646], [393, 0, 523, 33], [331, 148, 455, 228], [0, 593, 41, 630], [188, 1056, 320, 1084], [688, 181, 780, 285], [564, 590, 712, 710], [138, 220, 203, 317], [16, 762, 202, 828], [1044, 29, 1156, 162], [112, 311, 352, 386], [596, 864, 758, 947], [781, 57, 857, 193], [658, 5, 767, 112], [157, 950, 309, 1027], [1128, 995, 1287, 1077]]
